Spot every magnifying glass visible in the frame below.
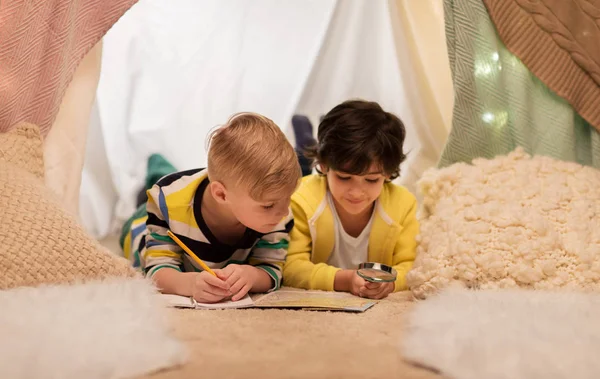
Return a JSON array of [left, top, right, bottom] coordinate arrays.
[[357, 262, 397, 283]]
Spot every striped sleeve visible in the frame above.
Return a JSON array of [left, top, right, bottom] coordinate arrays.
[[248, 209, 294, 291], [141, 184, 183, 278]]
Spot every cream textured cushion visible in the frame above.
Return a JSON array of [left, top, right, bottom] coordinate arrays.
[[0, 124, 136, 290], [407, 148, 600, 299]]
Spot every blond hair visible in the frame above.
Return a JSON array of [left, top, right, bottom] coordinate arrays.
[[207, 112, 301, 200]]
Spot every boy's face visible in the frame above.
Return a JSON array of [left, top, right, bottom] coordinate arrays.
[[225, 188, 292, 233], [325, 163, 387, 217]]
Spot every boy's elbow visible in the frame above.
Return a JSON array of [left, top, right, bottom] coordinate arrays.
[[392, 261, 414, 292], [394, 277, 408, 292], [281, 271, 302, 289], [282, 261, 310, 290]]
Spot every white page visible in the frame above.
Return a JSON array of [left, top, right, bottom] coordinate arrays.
[[161, 294, 254, 309], [193, 294, 254, 309], [161, 294, 195, 308]]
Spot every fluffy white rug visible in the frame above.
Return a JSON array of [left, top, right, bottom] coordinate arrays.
[[401, 288, 600, 379], [0, 278, 186, 379]]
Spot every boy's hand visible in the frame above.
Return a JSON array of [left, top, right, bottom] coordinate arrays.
[[358, 281, 394, 300], [348, 271, 394, 299], [348, 271, 368, 297], [216, 264, 262, 301], [191, 271, 231, 303]]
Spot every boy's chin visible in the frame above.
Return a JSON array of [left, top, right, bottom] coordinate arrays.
[[249, 223, 279, 233], [340, 202, 373, 216]]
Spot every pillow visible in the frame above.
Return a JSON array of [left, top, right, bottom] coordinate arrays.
[[0, 123, 136, 290], [407, 148, 600, 299]]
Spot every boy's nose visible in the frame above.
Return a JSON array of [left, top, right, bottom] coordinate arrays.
[[348, 187, 363, 198]]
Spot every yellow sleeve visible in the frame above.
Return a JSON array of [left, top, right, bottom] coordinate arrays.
[[391, 196, 419, 292], [283, 198, 340, 291]]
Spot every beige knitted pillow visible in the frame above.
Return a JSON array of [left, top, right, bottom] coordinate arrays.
[[0, 123, 136, 290], [407, 148, 600, 299]]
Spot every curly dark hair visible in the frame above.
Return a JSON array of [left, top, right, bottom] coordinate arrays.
[[304, 99, 407, 180]]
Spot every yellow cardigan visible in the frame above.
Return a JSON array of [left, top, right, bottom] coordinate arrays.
[[283, 174, 419, 292]]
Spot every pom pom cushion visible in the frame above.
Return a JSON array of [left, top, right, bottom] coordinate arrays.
[[0, 123, 136, 290], [407, 148, 600, 299]]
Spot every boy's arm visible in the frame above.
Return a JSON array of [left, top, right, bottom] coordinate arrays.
[[390, 196, 419, 292], [247, 210, 295, 292], [142, 185, 186, 289], [142, 184, 230, 302], [283, 200, 340, 291], [152, 269, 197, 296]]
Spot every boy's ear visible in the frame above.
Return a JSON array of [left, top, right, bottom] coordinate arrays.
[[210, 181, 228, 203]]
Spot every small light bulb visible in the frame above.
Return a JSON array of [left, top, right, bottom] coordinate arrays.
[[482, 112, 495, 123]]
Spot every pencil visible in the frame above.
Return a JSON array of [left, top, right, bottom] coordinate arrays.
[[167, 230, 217, 277]]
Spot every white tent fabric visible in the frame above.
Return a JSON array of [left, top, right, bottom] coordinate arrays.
[[79, 0, 452, 239]]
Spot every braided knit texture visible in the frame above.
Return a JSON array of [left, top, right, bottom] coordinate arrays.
[[0, 123, 136, 290], [483, 0, 600, 131]]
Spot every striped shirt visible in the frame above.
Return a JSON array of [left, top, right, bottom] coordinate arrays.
[[126, 168, 293, 291]]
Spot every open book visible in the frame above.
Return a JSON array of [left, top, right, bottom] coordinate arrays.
[[162, 290, 377, 313]]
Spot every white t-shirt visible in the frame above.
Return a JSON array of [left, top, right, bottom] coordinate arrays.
[[326, 192, 375, 270]]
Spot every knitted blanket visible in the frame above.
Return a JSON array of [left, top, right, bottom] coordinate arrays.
[[483, 0, 600, 132], [0, 0, 138, 137], [440, 0, 600, 168]]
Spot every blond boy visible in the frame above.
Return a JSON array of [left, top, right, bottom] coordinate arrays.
[[121, 113, 301, 303]]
